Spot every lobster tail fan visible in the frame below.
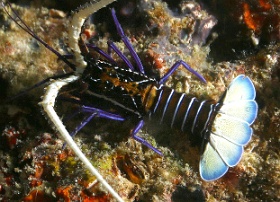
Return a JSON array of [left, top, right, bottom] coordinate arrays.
[[200, 75, 258, 181]]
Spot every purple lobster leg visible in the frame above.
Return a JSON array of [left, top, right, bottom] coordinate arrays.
[[70, 105, 125, 137], [111, 8, 145, 74], [132, 120, 163, 155], [87, 40, 135, 71], [159, 60, 207, 85], [107, 41, 135, 71], [86, 41, 135, 71], [61, 54, 74, 59], [86, 43, 117, 65], [62, 111, 95, 149], [81, 106, 125, 121], [69, 112, 97, 138], [63, 106, 125, 148], [3, 2, 76, 71]]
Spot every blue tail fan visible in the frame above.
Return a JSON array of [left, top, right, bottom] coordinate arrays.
[[200, 75, 258, 181]]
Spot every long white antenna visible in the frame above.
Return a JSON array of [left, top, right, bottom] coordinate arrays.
[[40, 75, 124, 202], [68, 0, 116, 73]]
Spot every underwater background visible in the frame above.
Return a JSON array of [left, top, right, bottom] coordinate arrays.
[[0, 0, 279, 201]]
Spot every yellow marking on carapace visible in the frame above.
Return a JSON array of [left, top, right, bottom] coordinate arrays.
[[143, 86, 158, 112], [101, 72, 140, 94], [100, 68, 158, 112]]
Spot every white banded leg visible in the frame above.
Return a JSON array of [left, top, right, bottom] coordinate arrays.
[[39, 75, 124, 202]]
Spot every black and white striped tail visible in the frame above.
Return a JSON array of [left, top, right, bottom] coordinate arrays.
[[148, 85, 217, 145], [148, 75, 258, 181]]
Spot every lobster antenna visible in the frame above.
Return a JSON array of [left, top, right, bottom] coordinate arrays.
[[68, 0, 116, 73], [1, 2, 77, 71]]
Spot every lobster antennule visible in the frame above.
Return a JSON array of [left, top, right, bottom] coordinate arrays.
[[200, 75, 258, 181]]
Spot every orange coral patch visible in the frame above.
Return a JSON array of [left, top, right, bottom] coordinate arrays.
[[259, 0, 272, 10], [243, 3, 258, 31]]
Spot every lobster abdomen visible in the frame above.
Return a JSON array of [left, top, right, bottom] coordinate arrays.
[[146, 85, 217, 145], [145, 75, 258, 181]]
